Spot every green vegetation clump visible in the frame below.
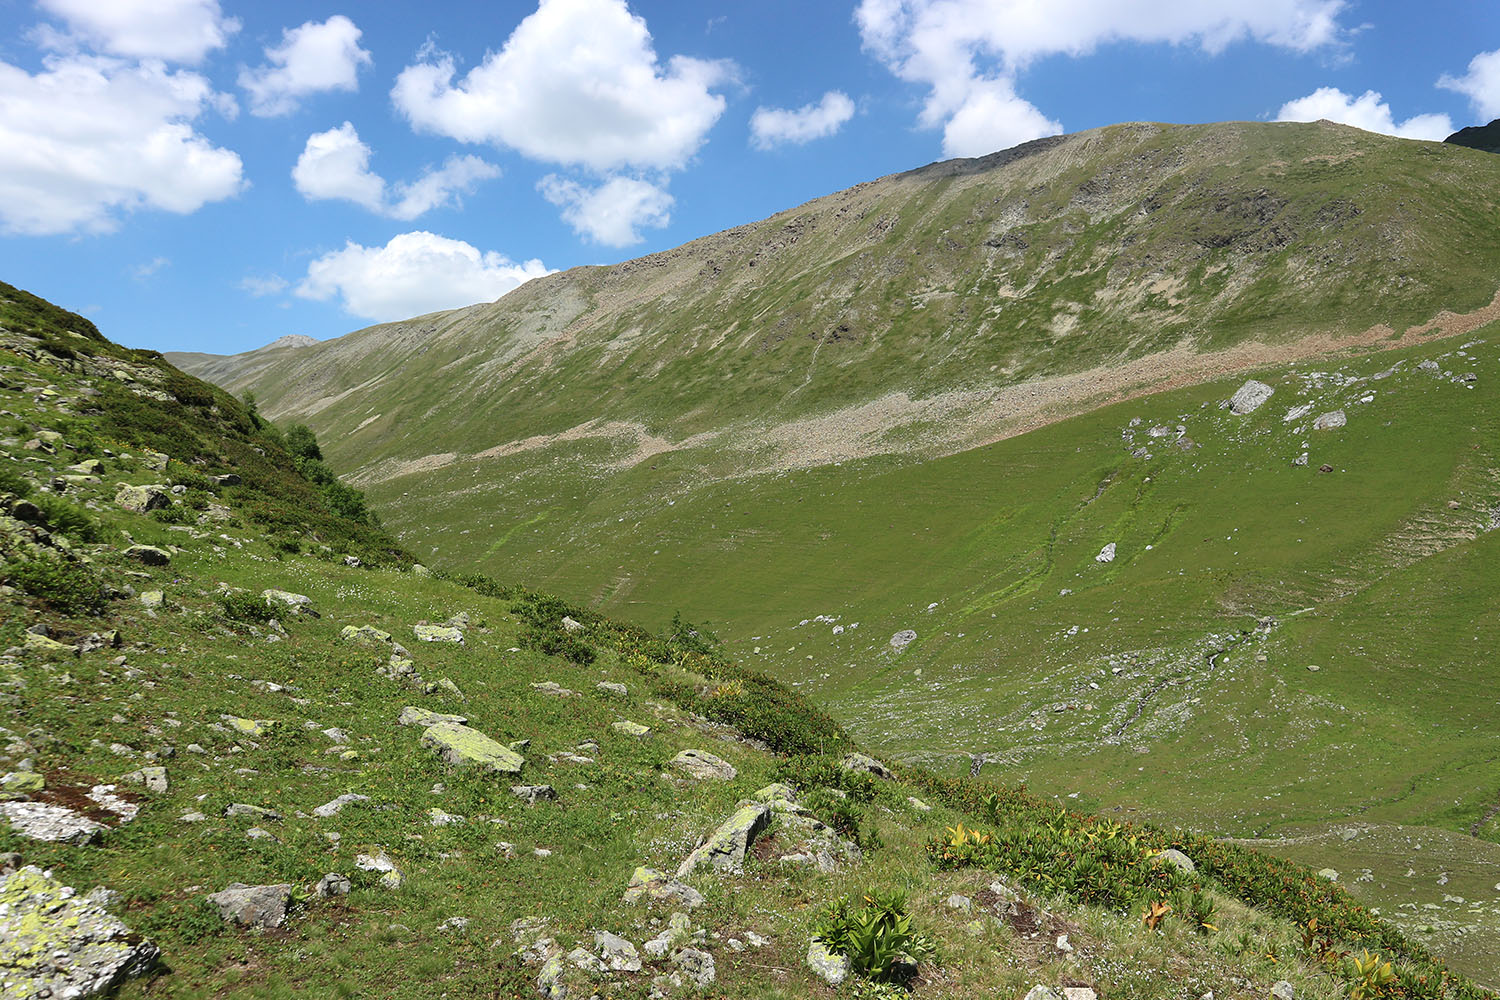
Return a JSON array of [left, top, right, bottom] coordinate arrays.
[[216, 590, 274, 624], [812, 889, 936, 983], [6, 557, 106, 615]]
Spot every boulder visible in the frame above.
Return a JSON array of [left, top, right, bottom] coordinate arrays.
[[114, 484, 170, 513], [1313, 409, 1347, 430], [622, 866, 704, 909], [340, 624, 392, 646], [596, 681, 628, 696], [222, 716, 267, 737], [676, 803, 770, 877], [398, 706, 467, 727], [211, 473, 241, 487], [841, 752, 893, 780], [560, 616, 584, 632], [24, 631, 78, 656], [263, 589, 314, 613], [1024, 989, 1063, 1000], [806, 938, 850, 986], [1155, 848, 1196, 873], [0, 865, 159, 998], [1228, 380, 1274, 414], [122, 545, 171, 566], [223, 803, 282, 822], [1272, 982, 1295, 1000], [312, 794, 369, 818], [1095, 542, 1117, 563], [0, 800, 105, 844], [612, 720, 650, 737], [671, 947, 716, 986], [413, 624, 463, 643], [595, 930, 642, 972], [668, 749, 737, 781], [421, 722, 525, 774], [889, 629, 917, 651], [206, 882, 293, 928]]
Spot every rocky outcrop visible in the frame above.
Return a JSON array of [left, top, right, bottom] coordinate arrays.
[[1, 865, 159, 998]]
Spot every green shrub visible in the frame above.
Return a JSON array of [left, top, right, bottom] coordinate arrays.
[[0, 465, 32, 497], [217, 591, 274, 624], [32, 495, 107, 543], [7, 558, 107, 615]]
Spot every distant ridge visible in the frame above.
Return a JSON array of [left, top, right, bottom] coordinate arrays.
[[1445, 118, 1500, 154], [266, 334, 318, 350]]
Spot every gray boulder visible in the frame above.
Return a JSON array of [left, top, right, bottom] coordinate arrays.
[[510, 784, 557, 805], [315, 873, 351, 897], [114, 484, 170, 513], [889, 629, 917, 651], [806, 938, 850, 985], [676, 803, 770, 877], [1312, 409, 1346, 430], [622, 866, 704, 909], [122, 545, 171, 566], [1229, 379, 1274, 414], [398, 706, 467, 727], [420, 722, 525, 774], [668, 749, 737, 781], [206, 882, 293, 928], [1155, 848, 1196, 873], [841, 752, 893, 780], [595, 930, 642, 972]]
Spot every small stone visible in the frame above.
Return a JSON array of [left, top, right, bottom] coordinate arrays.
[[122, 544, 171, 566], [613, 720, 650, 737], [596, 681, 628, 696], [1271, 982, 1295, 1000], [511, 784, 557, 805], [908, 796, 932, 812], [222, 716, 268, 737], [945, 893, 972, 912], [315, 873, 351, 897], [312, 794, 369, 818], [596, 930, 642, 972]]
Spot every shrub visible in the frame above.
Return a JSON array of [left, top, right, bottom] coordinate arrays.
[[32, 495, 107, 543], [7, 558, 107, 615], [0, 465, 32, 496], [217, 591, 274, 624]]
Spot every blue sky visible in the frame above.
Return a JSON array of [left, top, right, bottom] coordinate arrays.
[[0, 0, 1495, 355]]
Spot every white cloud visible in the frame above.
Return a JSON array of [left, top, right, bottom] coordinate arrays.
[[939, 77, 1061, 157], [0, 54, 244, 235], [292, 123, 500, 220], [296, 231, 553, 321], [239, 15, 372, 117], [1439, 48, 1500, 122], [131, 256, 170, 280], [538, 175, 673, 246], [750, 91, 856, 149], [391, 0, 733, 171], [857, 0, 1347, 156], [239, 274, 288, 297], [292, 123, 385, 211], [36, 0, 238, 64], [1277, 87, 1452, 141]]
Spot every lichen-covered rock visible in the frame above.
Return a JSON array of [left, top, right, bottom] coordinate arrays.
[[114, 483, 169, 513], [398, 706, 467, 727], [0, 865, 159, 998], [1155, 848, 1195, 873], [0, 800, 105, 844], [841, 752, 893, 780], [23, 631, 78, 655], [806, 938, 850, 985], [222, 716, 268, 737], [414, 624, 463, 643], [1313, 409, 1347, 430], [421, 722, 524, 774], [262, 589, 314, 613], [622, 866, 704, 909], [668, 749, 737, 781], [511, 784, 557, 805], [595, 930, 642, 972], [122, 545, 171, 566], [340, 624, 392, 646], [312, 793, 369, 818], [206, 882, 293, 928], [612, 720, 650, 737], [671, 947, 716, 986], [676, 803, 770, 878]]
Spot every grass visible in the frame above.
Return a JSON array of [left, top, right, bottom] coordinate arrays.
[[3, 284, 1494, 997]]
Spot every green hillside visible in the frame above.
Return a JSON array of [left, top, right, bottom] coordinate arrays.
[[4, 289, 1497, 998]]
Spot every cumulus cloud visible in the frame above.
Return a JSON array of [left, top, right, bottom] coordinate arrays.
[[1439, 48, 1500, 122], [750, 91, 855, 149], [239, 15, 372, 117], [0, 54, 244, 235], [857, 0, 1347, 157], [295, 231, 552, 321], [292, 123, 500, 220], [538, 174, 672, 246], [1276, 87, 1452, 141], [36, 0, 238, 64], [391, 0, 733, 171]]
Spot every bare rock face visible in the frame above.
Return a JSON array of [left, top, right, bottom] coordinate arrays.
[[1228, 380, 1274, 415], [0, 800, 106, 844], [1, 865, 159, 997]]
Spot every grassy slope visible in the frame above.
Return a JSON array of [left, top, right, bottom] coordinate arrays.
[[179, 122, 1500, 484], [363, 322, 1500, 977], [5, 295, 1496, 996]]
